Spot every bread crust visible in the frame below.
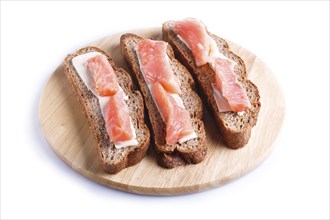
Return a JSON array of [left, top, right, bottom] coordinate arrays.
[[162, 21, 261, 149], [64, 46, 150, 174], [120, 34, 207, 168]]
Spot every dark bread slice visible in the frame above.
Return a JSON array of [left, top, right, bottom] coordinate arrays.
[[64, 46, 150, 174], [120, 33, 207, 168], [163, 21, 261, 149]]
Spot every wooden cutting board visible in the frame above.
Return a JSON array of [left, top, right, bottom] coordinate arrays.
[[39, 28, 285, 195]]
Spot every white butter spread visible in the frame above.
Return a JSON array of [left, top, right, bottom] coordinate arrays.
[[72, 52, 138, 149], [136, 51, 197, 144], [237, 111, 245, 116]]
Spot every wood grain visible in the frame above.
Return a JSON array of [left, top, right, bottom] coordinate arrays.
[[39, 28, 285, 195]]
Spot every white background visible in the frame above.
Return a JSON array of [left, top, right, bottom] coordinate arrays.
[[1, 1, 329, 219]]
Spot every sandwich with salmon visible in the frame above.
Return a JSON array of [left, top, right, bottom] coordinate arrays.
[[64, 47, 150, 174], [162, 18, 261, 149], [120, 34, 206, 168]]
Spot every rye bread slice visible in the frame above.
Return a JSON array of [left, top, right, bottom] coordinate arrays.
[[120, 34, 207, 168], [162, 21, 261, 149], [64, 46, 150, 174]]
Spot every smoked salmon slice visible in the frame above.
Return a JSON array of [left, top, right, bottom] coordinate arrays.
[[86, 54, 135, 144], [166, 106, 195, 145], [210, 58, 251, 112], [135, 39, 181, 94], [212, 86, 232, 112], [86, 54, 120, 96], [152, 83, 194, 145], [151, 82, 173, 122], [173, 18, 251, 112], [105, 90, 135, 142], [136, 39, 196, 145], [173, 18, 212, 66]]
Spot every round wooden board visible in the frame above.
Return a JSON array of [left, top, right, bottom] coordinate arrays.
[[39, 28, 285, 195]]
